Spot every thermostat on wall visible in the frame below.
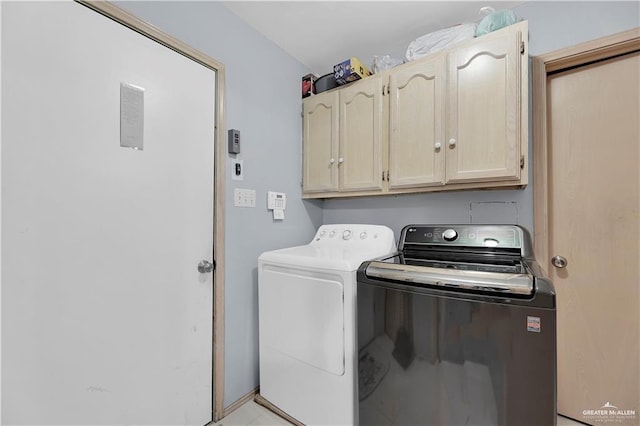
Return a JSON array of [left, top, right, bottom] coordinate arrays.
[[228, 129, 240, 154]]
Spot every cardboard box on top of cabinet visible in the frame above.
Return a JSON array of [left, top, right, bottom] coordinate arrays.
[[333, 57, 371, 85]]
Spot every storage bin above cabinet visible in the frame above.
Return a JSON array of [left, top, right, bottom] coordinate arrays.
[[302, 21, 528, 199]]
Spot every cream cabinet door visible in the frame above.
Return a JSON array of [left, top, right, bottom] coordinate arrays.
[[302, 91, 339, 193], [388, 55, 446, 189], [446, 21, 526, 184], [338, 76, 384, 192]]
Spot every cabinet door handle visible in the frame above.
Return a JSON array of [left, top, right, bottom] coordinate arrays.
[[434, 142, 442, 150], [449, 138, 457, 147], [329, 158, 335, 164], [338, 157, 344, 164]]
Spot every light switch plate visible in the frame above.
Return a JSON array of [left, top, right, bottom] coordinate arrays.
[[234, 188, 255, 208]]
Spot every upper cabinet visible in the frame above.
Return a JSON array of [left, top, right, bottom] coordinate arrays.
[[338, 75, 385, 192], [388, 54, 446, 189], [302, 91, 339, 193], [302, 21, 528, 199], [446, 22, 525, 184], [303, 77, 385, 194]]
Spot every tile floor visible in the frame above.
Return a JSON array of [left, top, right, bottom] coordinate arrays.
[[216, 399, 586, 426], [215, 400, 291, 426]]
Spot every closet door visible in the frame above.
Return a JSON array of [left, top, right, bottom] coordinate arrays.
[[546, 51, 639, 424]]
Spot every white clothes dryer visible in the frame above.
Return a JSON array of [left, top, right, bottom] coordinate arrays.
[[258, 224, 396, 426]]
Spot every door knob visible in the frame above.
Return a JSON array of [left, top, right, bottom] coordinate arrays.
[[198, 260, 215, 273], [434, 142, 442, 149], [449, 138, 457, 147], [551, 255, 568, 269]]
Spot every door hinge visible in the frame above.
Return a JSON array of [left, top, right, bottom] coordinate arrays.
[[520, 41, 525, 55], [520, 155, 525, 169]]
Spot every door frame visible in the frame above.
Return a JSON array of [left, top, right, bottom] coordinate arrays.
[[77, 1, 227, 420], [532, 27, 640, 270]]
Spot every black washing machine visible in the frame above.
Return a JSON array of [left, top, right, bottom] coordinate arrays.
[[357, 224, 556, 426]]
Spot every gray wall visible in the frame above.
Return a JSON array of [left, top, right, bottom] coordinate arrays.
[[114, 1, 323, 408], [116, 0, 638, 410], [324, 1, 639, 239], [514, 1, 639, 56]]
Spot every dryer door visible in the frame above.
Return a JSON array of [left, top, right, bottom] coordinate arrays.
[[260, 264, 345, 375]]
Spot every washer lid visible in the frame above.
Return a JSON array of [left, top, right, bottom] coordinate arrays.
[[259, 244, 397, 272]]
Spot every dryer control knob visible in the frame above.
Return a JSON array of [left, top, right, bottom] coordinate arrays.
[[343, 230, 352, 240], [360, 231, 368, 240], [329, 230, 336, 237]]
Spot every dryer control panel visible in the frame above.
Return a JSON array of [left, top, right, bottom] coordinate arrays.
[[312, 224, 396, 252]]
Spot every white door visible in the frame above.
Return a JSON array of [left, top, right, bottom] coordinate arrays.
[[1, 2, 215, 425]]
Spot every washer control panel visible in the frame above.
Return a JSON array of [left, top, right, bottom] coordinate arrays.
[[401, 225, 523, 249]]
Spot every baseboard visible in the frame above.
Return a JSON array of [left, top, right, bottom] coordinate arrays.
[[222, 387, 259, 418], [254, 393, 304, 426]]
